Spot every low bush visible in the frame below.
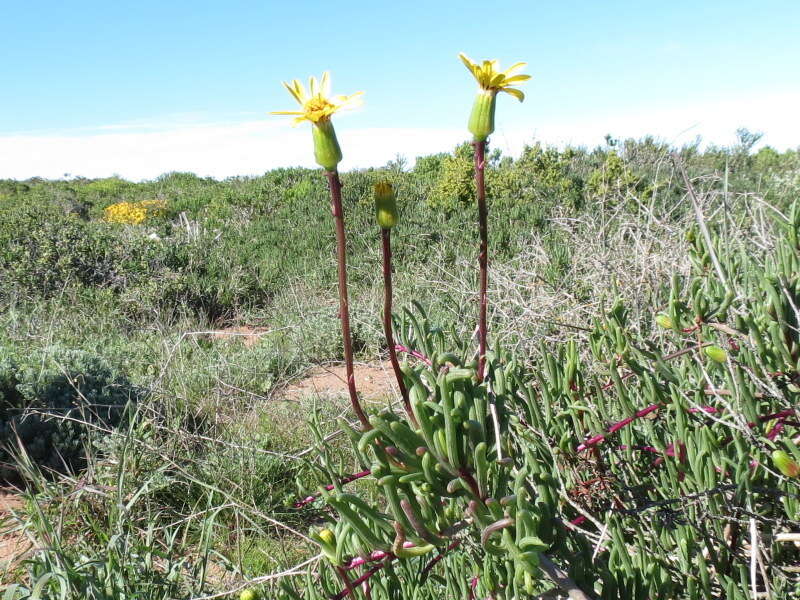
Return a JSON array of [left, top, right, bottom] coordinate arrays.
[[0, 348, 140, 479]]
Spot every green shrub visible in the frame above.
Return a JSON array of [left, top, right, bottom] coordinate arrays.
[[0, 203, 173, 298], [587, 150, 648, 203], [0, 349, 139, 478]]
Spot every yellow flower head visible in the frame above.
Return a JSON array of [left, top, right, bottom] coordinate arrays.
[[271, 71, 363, 125], [458, 53, 530, 102], [459, 53, 530, 141]]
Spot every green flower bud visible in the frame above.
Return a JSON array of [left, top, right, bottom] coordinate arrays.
[[312, 527, 340, 564], [240, 590, 258, 600], [311, 119, 343, 171], [468, 89, 497, 142], [704, 345, 728, 363], [772, 450, 800, 477], [655, 313, 673, 329], [318, 528, 336, 546], [373, 181, 399, 229]]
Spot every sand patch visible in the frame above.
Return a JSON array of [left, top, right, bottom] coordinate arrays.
[[0, 490, 31, 569], [281, 361, 399, 402]]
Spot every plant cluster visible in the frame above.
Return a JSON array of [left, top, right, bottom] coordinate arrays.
[[282, 206, 800, 600]]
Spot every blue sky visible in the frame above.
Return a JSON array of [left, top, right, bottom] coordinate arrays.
[[2, 0, 799, 180]]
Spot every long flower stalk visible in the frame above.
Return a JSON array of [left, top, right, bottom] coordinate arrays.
[[373, 181, 414, 423], [381, 228, 414, 422], [473, 140, 489, 382], [326, 170, 370, 429]]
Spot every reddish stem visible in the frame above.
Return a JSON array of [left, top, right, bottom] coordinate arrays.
[[578, 406, 795, 453], [325, 170, 370, 430], [473, 140, 488, 383], [342, 542, 420, 571], [335, 566, 358, 600], [576, 404, 660, 452], [381, 229, 414, 424], [332, 560, 394, 600], [394, 344, 432, 366], [767, 419, 785, 441], [335, 540, 461, 599], [421, 540, 461, 576], [293, 470, 371, 508]]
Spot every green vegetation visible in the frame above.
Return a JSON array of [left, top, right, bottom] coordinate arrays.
[[1, 132, 799, 598]]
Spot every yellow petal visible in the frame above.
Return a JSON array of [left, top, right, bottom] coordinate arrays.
[[282, 80, 305, 105], [343, 91, 364, 106], [501, 87, 525, 102], [309, 75, 319, 97], [489, 72, 506, 88], [270, 110, 305, 115], [502, 62, 527, 77], [459, 53, 481, 81], [320, 71, 331, 97], [459, 52, 476, 69], [503, 74, 531, 84]]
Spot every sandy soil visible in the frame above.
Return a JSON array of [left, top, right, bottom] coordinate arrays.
[[280, 360, 400, 402], [0, 490, 30, 570]]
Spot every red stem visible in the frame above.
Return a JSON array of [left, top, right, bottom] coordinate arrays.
[[381, 229, 414, 424], [325, 170, 370, 430], [394, 344, 432, 366], [293, 470, 371, 508], [334, 540, 462, 599], [421, 540, 461, 576], [577, 405, 796, 453], [576, 404, 660, 452], [473, 140, 488, 383], [332, 560, 393, 600], [335, 566, 358, 600]]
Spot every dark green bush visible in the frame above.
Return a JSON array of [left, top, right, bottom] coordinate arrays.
[[0, 203, 173, 298], [0, 349, 140, 479]]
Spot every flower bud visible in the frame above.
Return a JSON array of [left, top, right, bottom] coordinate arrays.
[[467, 90, 497, 142], [311, 120, 343, 171], [772, 450, 800, 477], [373, 181, 399, 229], [704, 345, 728, 363], [318, 528, 336, 546]]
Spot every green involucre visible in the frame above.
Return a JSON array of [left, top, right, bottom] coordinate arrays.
[[374, 182, 399, 229], [311, 120, 343, 171], [468, 90, 497, 142]]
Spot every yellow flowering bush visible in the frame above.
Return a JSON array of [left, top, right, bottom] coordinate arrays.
[[103, 199, 166, 224]]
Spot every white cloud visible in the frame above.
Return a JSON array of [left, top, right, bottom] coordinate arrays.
[[1, 90, 797, 181], [0, 120, 468, 181]]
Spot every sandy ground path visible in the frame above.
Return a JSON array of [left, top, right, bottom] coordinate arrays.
[[1, 490, 30, 572]]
